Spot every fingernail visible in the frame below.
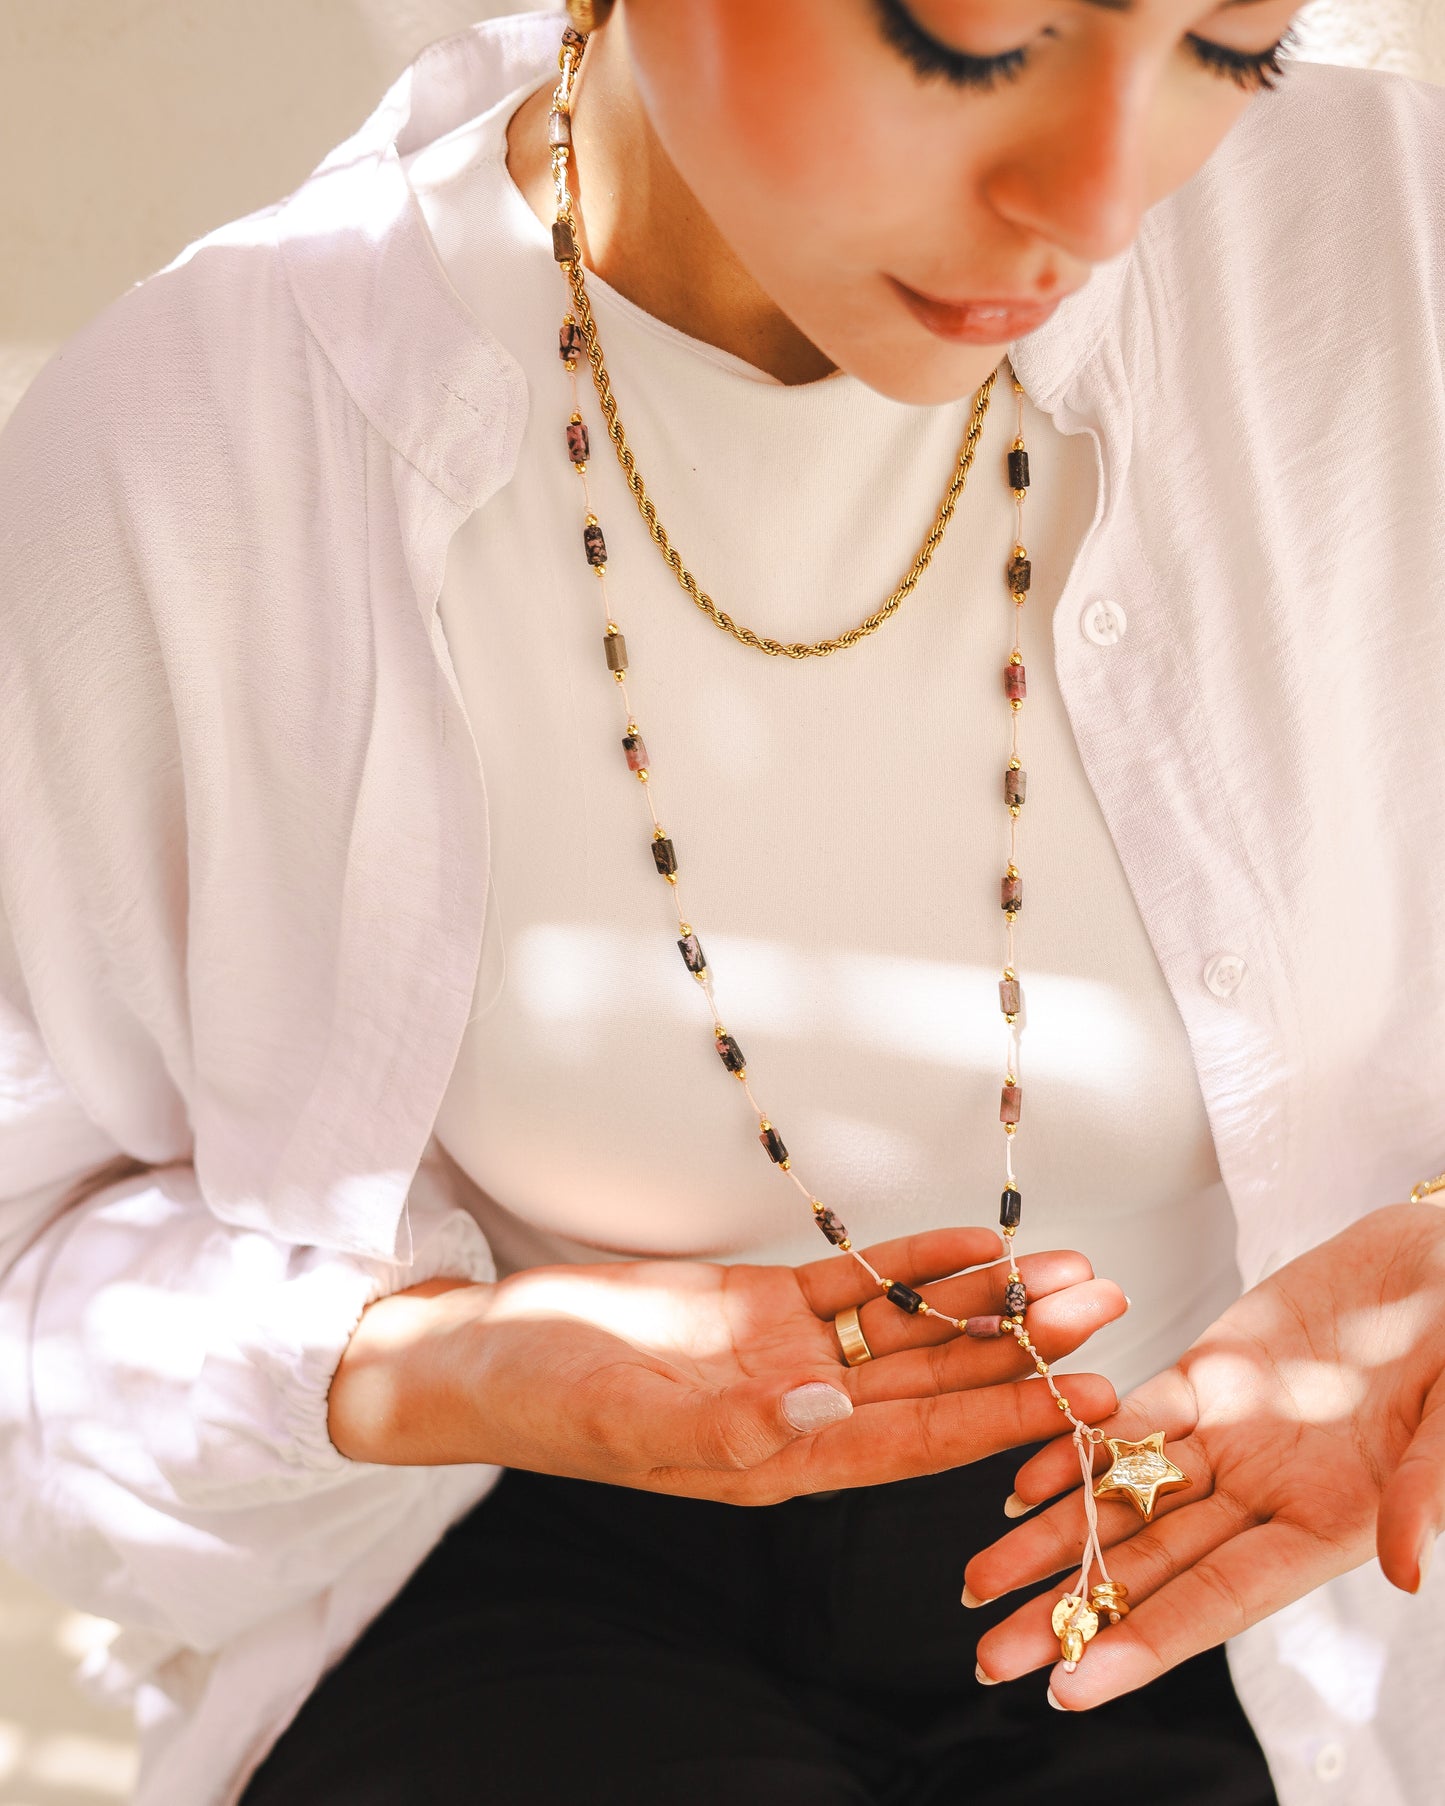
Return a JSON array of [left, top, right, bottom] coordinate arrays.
[[1417, 1527, 1437, 1591], [975, 1663, 999, 1686], [961, 1585, 992, 1608], [780, 1383, 853, 1433], [1047, 1687, 1068, 1711], [1124, 1295, 1133, 1308], [1003, 1492, 1030, 1518]]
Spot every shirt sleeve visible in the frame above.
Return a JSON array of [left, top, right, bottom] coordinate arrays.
[[0, 885, 497, 1654]]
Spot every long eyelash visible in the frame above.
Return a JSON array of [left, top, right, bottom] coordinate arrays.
[[1186, 23, 1302, 93], [871, 0, 1029, 93]]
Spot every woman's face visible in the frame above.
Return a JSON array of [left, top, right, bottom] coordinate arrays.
[[618, 0, 1303, 401]]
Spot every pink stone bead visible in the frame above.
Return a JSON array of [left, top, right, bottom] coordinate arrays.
[[566, 419, 589, 465], [1004, 663, 1027, 702], [999, 977, 1021, 1015], [1001, 874, 1022, 912], [1004, 766, 1026, 806], [1000, 1083, 1022, 1125], [965, 1315, 1004, 1339], [548, 108, 573, 149], [623, 733, 649, 772]]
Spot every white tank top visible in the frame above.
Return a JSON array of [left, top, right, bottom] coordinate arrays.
[[403, 75, 1243, 1398]]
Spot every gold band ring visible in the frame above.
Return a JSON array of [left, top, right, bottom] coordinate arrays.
[[834, 1304, 875, 1367]]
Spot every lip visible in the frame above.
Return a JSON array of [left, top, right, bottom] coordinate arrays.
[[888, 276, 1070, 344]]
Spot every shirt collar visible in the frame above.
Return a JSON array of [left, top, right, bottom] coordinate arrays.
[[276, 8, 1129, 510]]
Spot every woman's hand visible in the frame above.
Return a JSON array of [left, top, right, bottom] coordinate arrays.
[[329, 1226, 1127, 1503], [966, 1201, 1445, 1707]]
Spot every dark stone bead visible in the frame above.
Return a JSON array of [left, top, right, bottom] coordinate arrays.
[[604, 631, 628, 672], [584, 521, 607, 567], [651, 836, 677, 877], [1008, 448, 1031, 490], [814, 1207, 848, 1246], [1000, 1187, 1022, 1229], [623, 733, 648, 772], [552, 219, 580, 264], [1000, 1083, 1022, 1125], [715, 1032, 746, 1074], [965, 1315, 1004, 1339], [1004, 766, 1027, 807], [1004, 663, 1027, 702], [559, 318, 585, 365], [1007, 554, 1032, 594], [678, 933, 706, 974], [566, 420, 589, 464], [1001, 874, 1022, 912], [561, 23, 588, 52], [548, 108, 573, 149], [759, 1124, 788, 1165], [886, 1282, 925, 1315], [1005, 1279, 1028, 1316], [999, 977, 1021, 1015]]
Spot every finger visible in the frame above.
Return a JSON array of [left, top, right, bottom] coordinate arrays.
[[846, 1277, 1128, 1405], [749, 1369, 1121, 1501], [1042, 1519, 1344, 1710], [797, 1226, 1005, 1320], [965, 1429, 1209, 1605], [1378, 1366, 1445, 1592], [1006, 1367, 1200, 1508], [974, 1488, 1264, 1691], [845, 1250, 1104, 1362]]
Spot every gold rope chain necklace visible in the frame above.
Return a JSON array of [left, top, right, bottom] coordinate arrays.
[[552, 146, 997, 658]]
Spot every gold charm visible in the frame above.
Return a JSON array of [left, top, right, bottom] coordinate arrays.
[[1092, 1431, 1189, 1522], [1051, 1593, 1100, 1665], [1089, 1579, 1131, 1624]]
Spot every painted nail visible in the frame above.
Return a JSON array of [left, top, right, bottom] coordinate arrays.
[[1124, 1295, 1133, 1307], [1416, 1526, 1437, 1591], [1003, 1492, 1030, 1518], [961, 1585, 992, 1608], [780, 1383, 853, 1433], [1047, 1687, 1068, 1711], [975, 1663, 999, 1686]]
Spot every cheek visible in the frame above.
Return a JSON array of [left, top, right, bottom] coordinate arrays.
[[626, 0, 954, 285]]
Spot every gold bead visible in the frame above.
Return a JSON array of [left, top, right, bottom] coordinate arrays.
[[596, 565, 608, 580], [613, 669, 625, 683], [585, 512, 598, 526], [1003, 965, 1016, 979], [575, 461, 587, 476], [1004, 1123, 1016, 1136], [664, 873, 678, 885], [812, 1201, 825, 1214], [1005, 864, 1018, 878], [917, 1301, 932, 1315], [1012, 437, 1025, 452], [1007, 759, 1021, 772], [1056, 1396, 1072, 1413], [570, 412, 583, 425], [1003, 1011, 1017, 1023], [780, 1158, 792, 1170], [605, 621, 620, 634], [1010, 699, 1023, 713], [877, 1277, 893, 1290], [1013, 488, 1027, 502], [1013, 543, 1027, 558], [760, 1118, 772, 1131], [679, 922, 692, 936], [637, 768, 649, 782], [956, 1317, 969, 1331], [1008, 805, 1020, 818], [1002, 1226, 1016, 1238], [1008, 650, 1024, 665], [839, 1239, 852, 1251], [627, 720, 639, 734]]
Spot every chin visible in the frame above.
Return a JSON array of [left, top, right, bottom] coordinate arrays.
[[826, 333, 1009, 408]]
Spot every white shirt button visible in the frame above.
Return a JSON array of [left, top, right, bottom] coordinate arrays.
[[1203, 952, 1247, 998], [1080, 598, 1127, 645], [1313, 1741, 1346, 1781]]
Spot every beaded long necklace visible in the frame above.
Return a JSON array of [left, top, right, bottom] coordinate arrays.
[[544, 21, 1188, 1674]]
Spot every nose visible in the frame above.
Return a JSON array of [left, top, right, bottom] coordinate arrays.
[[981, 50, 1154, 269]]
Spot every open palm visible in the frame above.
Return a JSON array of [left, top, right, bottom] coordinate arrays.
[[966, 1202, 1445, 1705], [410, 1224, 1128, 1502]]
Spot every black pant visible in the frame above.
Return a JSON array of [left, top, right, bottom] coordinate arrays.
[[242, 1445, 1278, 1805]]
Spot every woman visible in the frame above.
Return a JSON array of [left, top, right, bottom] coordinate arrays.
[[1, 2, 1443, 1802]]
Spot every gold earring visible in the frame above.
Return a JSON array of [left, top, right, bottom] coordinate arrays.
[[566, 0, 615, 33]]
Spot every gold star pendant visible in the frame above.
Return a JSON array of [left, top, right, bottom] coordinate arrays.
[[1092, 1432, 1189, 1522]]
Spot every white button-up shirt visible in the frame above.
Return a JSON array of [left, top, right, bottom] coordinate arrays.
[[1, 13, 1443, 1804]]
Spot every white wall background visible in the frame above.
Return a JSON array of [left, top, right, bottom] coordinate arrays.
[[0, 4, 1440, 1803]]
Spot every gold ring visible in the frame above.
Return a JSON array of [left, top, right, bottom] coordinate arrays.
[[834, 1304, 875, 1366]]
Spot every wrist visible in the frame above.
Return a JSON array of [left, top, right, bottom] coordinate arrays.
[[326, 1276, 492, 1464]]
